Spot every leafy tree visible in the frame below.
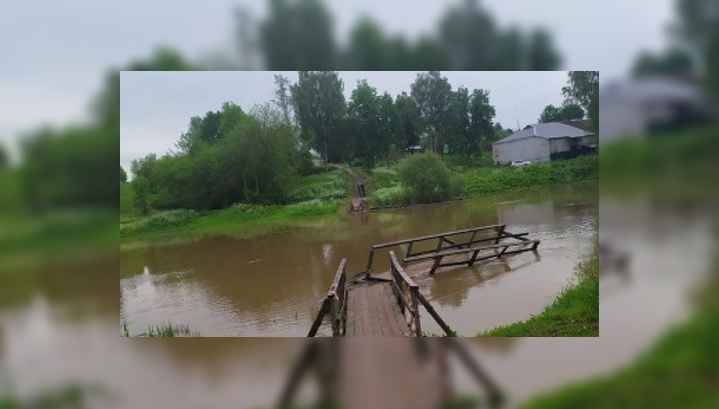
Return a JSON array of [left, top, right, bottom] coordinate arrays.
[[527, 28, 562, 70], [632, 48, 695, 77], [410, 71, 453, 154], [347, 80, 382, 165], [344, 18, 393, 70], [561, 103, 585, 121], [468, 89, 496, 154], [395, 92, 424, 149], [674, 0, 719, 99], [446, 86, 471, 156], [0, 144, 8, 169], [260, 0, 336, 70], [539, 103, 584, 123], [396, 152, 453, 203], [120, 166, 127, 183], [132, 176, 150, 215], [273, 74, 294, 125], [377, 92, 401, 161], [130, 154, 158, 187], [291, 71, 347, 167], [563, 72, 599, 133]]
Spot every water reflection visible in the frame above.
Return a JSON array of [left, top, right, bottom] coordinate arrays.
[[120, 184, 598, 337]]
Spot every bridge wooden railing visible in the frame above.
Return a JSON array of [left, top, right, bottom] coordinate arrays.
[[365, 225, 507, 276], [307, 259, 348, 337], [389, 251, 454, 337]]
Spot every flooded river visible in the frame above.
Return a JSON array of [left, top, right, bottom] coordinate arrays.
[[120, 184, 598, 337], [3, 183, 714, 409]]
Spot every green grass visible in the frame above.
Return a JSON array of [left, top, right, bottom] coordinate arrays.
[[518, 310, 719, 409], [464, 155, 598, 196], [365, 155, 598, 207], [120, 171, 349, 240], [287, 170, 349, 203], [121, 322, 201, 337], [120, 199, 343, 240], [478, 248, 598, 337]]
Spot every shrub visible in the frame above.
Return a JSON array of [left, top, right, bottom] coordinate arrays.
[[120, 209, 197, 236], [288, 170, 348, 203], [370, 186, 406, 207], [396, 152, 454, 203]]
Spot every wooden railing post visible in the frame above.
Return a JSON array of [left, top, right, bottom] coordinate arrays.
[[494, 225, 506, 244], [365, 249, 375, 277], [411, 286, 421, 337]]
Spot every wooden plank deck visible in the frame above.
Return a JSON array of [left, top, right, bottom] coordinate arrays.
[[346, 283, 410, 337], [340, 339, 442, 409]]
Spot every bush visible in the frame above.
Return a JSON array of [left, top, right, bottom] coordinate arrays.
[[370, 186, 406, 207], [288, 170, 348, 203], [120, 183, 135, 216], [396, 152, 454, 203], [120, 209, 197, 236]]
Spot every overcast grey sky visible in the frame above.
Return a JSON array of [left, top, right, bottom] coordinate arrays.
[[1, 0, 673, 161], [120, 71, 569, 171]]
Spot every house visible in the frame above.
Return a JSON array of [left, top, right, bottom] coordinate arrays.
[[492, 122, 594, 165], [599, 77, 715, 141]]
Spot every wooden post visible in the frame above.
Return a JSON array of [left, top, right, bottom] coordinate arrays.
[[436, 237, 444, 252], [437, 341, 453, 401], [366, 249, 375, 277], [467, 231, 478, 248], [278, 340, 318, 407], [494, 225, 506, 245], [429, 256, 443, 275], [406, 241, 414, 259], [411, 286, 421, 337], [418, 293, 453, 336], [468, 249, 481, 266], [307, 299, 330, 337]]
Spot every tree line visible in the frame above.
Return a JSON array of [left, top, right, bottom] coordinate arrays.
[[124, 71, 514, 212]]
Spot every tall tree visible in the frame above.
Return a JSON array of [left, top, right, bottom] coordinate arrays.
[[395, 92, 424, 149], [632, 48, 695, 77], [291, 71, 347, 168], [132, 176, 150, 215], [120, 166, 127, 183], [539, 103, 584, 123], [0, 144, 8, 169], [410, 71, 453, 154], [468, 89, 496, 155], [563, 71, 599, 133], [347, 80, 382, 164], [273, 74, 294, 125], [446, 87, 471, 156], [673, 0, 719, 99], [260, 0, 336, 69]]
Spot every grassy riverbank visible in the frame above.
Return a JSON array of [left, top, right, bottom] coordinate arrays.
[[518, 269, 718, 409], [366, 154, 598, 207], [120, 170, 349, 240], [478, 247, 599, 337]]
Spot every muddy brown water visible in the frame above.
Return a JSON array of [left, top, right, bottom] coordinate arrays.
[[120, 184, 598, 337], [1, 183, 714, 409]]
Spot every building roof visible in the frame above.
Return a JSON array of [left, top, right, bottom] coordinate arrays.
[[494, 122, 593, 145], [600, 77, 706, 105]]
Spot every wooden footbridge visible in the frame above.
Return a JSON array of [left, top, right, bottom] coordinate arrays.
[[279, 338, 505, 409], [308, 224, 540, 337]]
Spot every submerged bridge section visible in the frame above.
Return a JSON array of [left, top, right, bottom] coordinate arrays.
[[308, 224, 540, 338]]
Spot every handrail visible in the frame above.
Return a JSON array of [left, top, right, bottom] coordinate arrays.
[[373, 224, 505, 250], [389, 251, 454, 337], [365, 225, 506, 276], [307, 259, 347, 337]]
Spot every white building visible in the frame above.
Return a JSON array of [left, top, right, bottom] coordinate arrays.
[[599, 77, 715, 141], [492, 123, 594, 165]]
